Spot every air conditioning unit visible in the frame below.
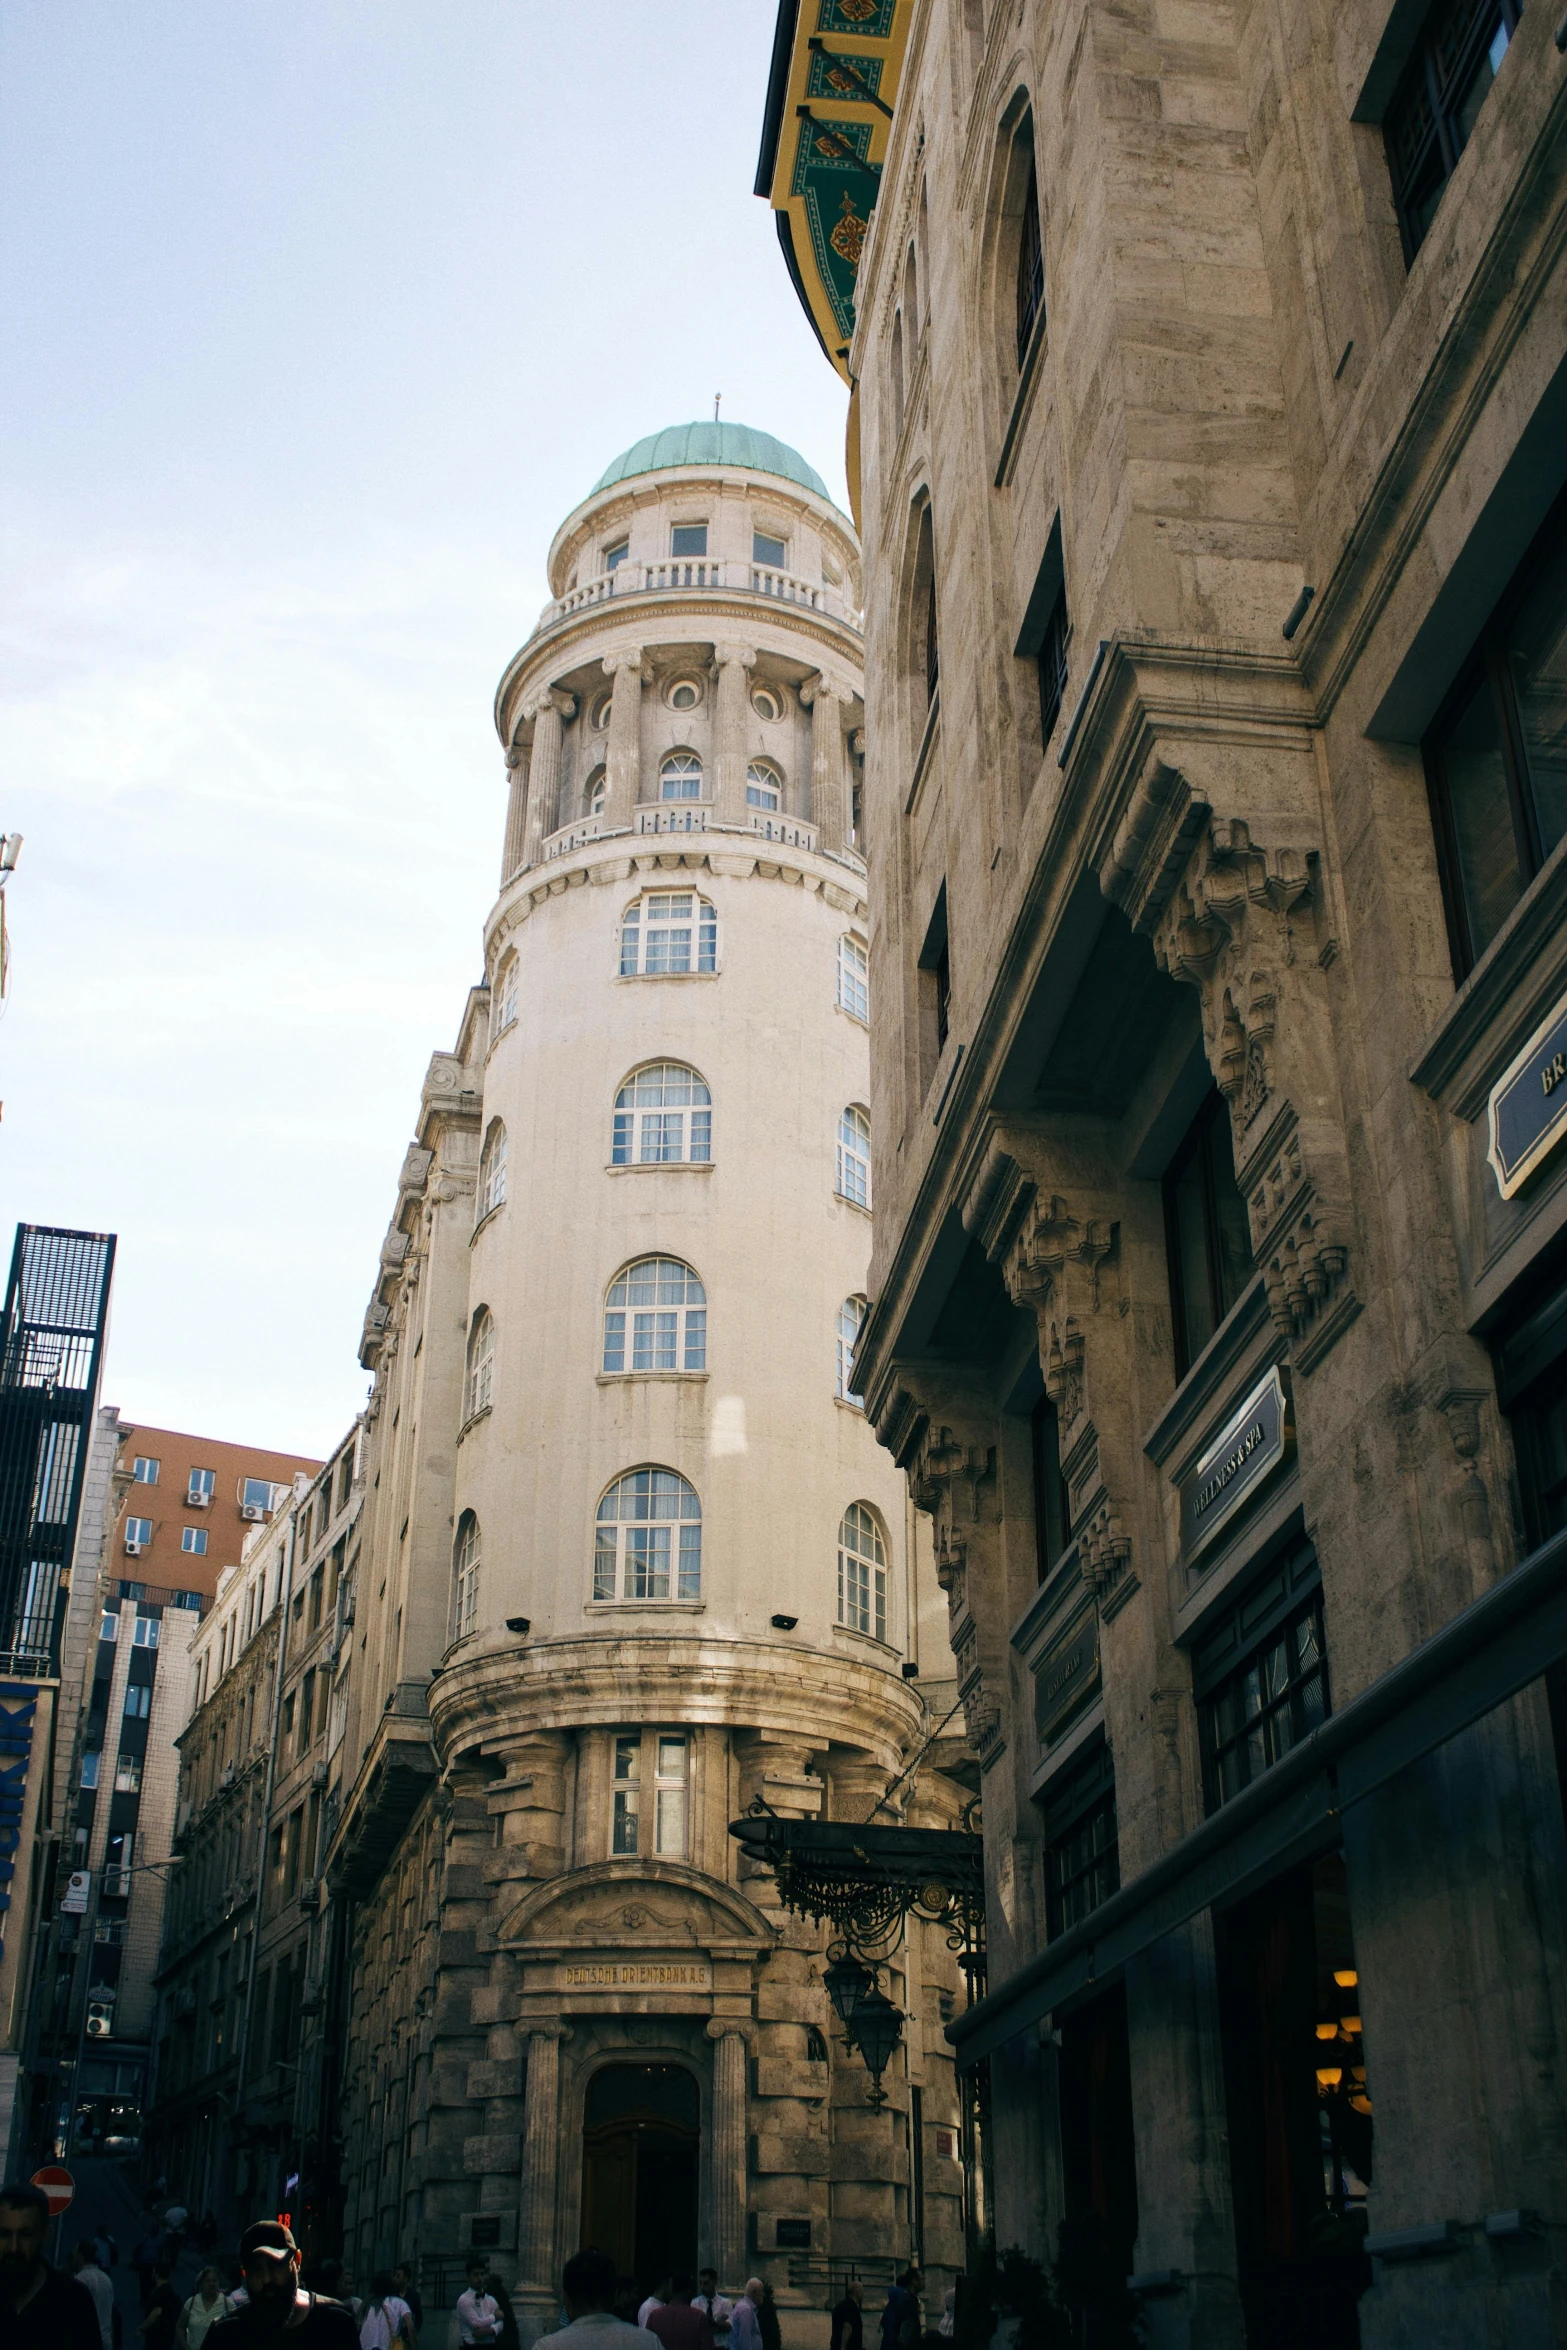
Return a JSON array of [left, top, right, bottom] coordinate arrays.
[[298, 1879, 321, 1913], [123, 1539, 144, 1557], [186, 1490, 210, 1508], [86, 2000, 115, 2038], [241, 1504, 267, 1523]]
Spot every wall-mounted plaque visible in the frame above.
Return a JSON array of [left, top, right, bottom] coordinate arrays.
[[1033, 1602, 1101, 1748], [560, 1959, 713, 1991], [1179, 1366, 1291, 1562], [1488, 991, 1567, 1199]]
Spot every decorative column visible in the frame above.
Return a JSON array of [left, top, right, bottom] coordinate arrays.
[[501, 741, 530, 884], [712, 642, 757, 827], [518, 2021, 571, 2293], [520, 690, 577, 867], [801, 673, 851, 852], [602, 648, 649, 827], [706, 2019, 752, 2284]]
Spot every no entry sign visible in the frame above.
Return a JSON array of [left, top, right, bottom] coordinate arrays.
[[31, 2165, 75, 2218]]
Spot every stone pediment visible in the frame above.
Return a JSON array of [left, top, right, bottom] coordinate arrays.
[[497, 1858, 776, 1957]]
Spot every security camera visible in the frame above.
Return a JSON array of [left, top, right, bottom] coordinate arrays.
[[770, 1613, 798, 1631], [506, 1616, 531, 1635]]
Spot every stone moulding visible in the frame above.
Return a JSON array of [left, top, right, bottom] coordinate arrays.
[[483, 835, 869, 961]]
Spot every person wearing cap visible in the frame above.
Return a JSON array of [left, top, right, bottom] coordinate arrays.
[[0, 2183, 102, 2350], [206, 2222, 358, 2350]]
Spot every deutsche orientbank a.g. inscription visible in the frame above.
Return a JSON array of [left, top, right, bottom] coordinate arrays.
[[1179, 1367, 1290, 1560]]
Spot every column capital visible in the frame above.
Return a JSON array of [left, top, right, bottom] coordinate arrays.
[[800, 669, 855, 709], [527, 2020, 574, 2045], [601, 647, 652, 682], [521, 686, 577, 724], [712, 641, 759, 673], [704, 2016, 758, 2045]]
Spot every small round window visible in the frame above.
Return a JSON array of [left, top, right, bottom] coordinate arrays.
[[667, 677, 703, 712], [751, 685, 783, 723], [590, 693, 612, 730]]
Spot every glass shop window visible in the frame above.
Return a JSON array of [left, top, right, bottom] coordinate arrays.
[[1057, 1981, 1139, 2295], [1042, 1737, 1119, 1939], [1194, 1540, 1329, 1814], [1214, 1853, 1373, 2344], [1163, 1088, 1254, 1381], [1424, 488, 1567, 976]]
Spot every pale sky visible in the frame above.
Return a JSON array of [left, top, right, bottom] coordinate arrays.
[[0, 3, 849, 1456]]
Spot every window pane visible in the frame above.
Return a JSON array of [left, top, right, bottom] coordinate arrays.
[[603, 1311, 626, 1374], [655, 1786, 685, 1854], [613, 1788, 639, 1854], [678, 1522, 702, 1599], [593, 1528, 618, 1600], [672, 524, 708, 557], [684, 1308, 706, 1371], [1440, 669, 1523, 959], [1507, 525, 1567, 867], [689, 1109, 712, 1163], [754, 531, 787, 568]]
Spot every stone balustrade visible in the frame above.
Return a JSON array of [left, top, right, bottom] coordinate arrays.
[[534, 559, 861, 636], [540, 805, 827, 864]]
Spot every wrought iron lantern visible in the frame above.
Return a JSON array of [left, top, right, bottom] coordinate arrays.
[[847, 1980, 904, 2106], [823, 1951, 874, 2037]]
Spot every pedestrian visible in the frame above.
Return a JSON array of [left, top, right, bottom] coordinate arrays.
[[755, 2285, 779, 2350], [391, 2266, 423, 2332], [531, 2249, 661, 2350], [485, 2275, 520, 2350], [205, 2221, 359, 2349], [635, 2279, 671, 2333], [877, 2272, 921, 2350], [829, 2280, 863, 2350], [692, 2274, 731, 2342], [358, 2274, 414, 2350], [456, 2259, 500, 2347], [727, 2284, 763, 2350], [646, 2276, 715, 2350], [134, 2228, 165, 2310], [178, 2269, 233, 2350], [935, 2293, 954, 2343], [73, 2239, 116, 2350], [138, 2262, 185, 2350], [0, 2184, 101, 2350]]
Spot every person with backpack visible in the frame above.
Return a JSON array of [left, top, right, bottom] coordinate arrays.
[[358, 2276, 414, 2350]]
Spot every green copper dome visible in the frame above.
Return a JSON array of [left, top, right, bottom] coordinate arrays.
[[591, 420, 831, 502]]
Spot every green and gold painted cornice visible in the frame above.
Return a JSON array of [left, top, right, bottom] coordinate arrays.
[[755, 0, 913, 381]]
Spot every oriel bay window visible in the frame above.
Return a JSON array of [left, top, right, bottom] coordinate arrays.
[[1423, 487, 1567, 975], [1164, 1087, 1253, 1380]]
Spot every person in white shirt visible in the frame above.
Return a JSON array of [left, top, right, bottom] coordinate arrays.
[[535, 2252, 662, 2350], [456, 2261, 501, 2347], [636, 2279, 671, 2333], [727, 2284, 763, 2350], [360, 2276, 415, 2350], [71, 2243, 114, 2350], [692, 2276, 731, 2340], [177, 2268, 232, 2350]]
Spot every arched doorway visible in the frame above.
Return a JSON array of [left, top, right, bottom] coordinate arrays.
[[581, 2062, 700, 2289]]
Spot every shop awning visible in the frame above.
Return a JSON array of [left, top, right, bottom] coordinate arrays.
[[950, 1524, 1567, 2068]]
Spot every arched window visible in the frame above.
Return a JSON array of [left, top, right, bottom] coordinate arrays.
[[837, 1105, 871, 1208], [478, 1120, 507, 1219], [587, 765, 607, 818], [495, 956, 519, 1032], [619, 890, 718, 977], [838, 1504, 887, 1643], [465, 1309, 494, 1421], [836, 1296, 867, 1406], [1015, 137, 1044, 364], [452, 1512, 481, 1639], [594, 1467, 702, 1602], [746, 760, 782, 812], [837, 934, 869, 1023], [612, 1065, 712, 1166], [604, 1258, 706, 1374], [660, 752, 704, 803]]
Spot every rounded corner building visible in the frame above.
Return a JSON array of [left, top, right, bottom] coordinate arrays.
[[329, 423, 970, 2334]]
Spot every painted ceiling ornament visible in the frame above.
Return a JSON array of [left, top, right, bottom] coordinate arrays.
[[830, 189, 869, 266]]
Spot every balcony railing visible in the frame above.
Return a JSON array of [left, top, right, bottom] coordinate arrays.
[[540, 806, 824, 862], [535, 559, 861, 634]]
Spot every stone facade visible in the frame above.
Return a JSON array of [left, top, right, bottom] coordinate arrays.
[[322, 427, 968, 2332], [820, 3, 1567, 2348]]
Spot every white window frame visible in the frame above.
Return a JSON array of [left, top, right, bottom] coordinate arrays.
[[753, 528, 789, 570], [654, 1732, 688, 1856], [603, 1258, 707, 1375], [837, 1503, 888, 1644], [132, 1456, 159, 1485], [837, 1105, 872, 1208], [587, 764, 607, 817], [609, 1730, 689, 1858], [465, 1309, 495, 1420], [836, 1296, 867, 1406], [181, 1526, 208, 1556], [125, 1517, 153, 1547], [452, 1513, 481, 1639], [618, 890, 718, 978], [594, 1467, 702, 1602], [659, 751, 704, 801], [838, 934, 869, 1024], [611, 1065, 713, 1166], [479, 1121, 508, 1219], [132, 1615, 160, 1646], [495, 958, 519, 1031], [746, 760, 782, 811]]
